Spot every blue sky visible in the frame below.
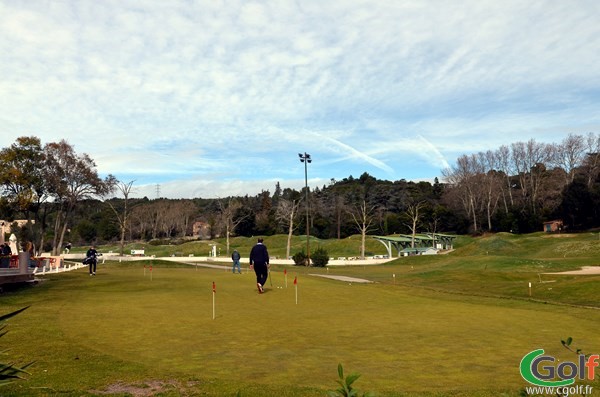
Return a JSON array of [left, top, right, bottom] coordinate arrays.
[[1, 1, 599, 198]]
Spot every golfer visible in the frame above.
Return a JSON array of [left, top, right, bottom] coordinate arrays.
[[231, 249, 242, 274], [249, 238, 269, 293], [86, 245, 99, 276]]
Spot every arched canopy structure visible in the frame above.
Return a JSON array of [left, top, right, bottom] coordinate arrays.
[[373, 234, 456, 258]]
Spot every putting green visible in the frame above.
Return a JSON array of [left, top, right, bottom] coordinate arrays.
[[5, 263, 600, 396]]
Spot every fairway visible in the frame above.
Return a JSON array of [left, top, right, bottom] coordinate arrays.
[[3, 262, 600, 396]]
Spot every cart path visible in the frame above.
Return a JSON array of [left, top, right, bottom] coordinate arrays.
[[184, 262, 374, 283], [308, 274, 373, 283]]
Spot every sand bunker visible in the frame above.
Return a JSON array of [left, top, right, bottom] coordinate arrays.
[[545, 266, 600, 275]]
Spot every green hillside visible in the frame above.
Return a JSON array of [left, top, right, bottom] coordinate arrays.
[[311, 232, 600, 308]]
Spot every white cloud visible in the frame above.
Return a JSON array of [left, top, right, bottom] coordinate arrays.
[[1, 0, 599, 198]]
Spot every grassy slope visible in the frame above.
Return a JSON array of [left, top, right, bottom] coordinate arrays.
[[313, 232, 600, 307], [71, 234, 390, 260], [2, 232, 599, 396]]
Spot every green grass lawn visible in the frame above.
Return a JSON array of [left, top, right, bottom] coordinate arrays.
[[3, 232, 600, 396], [2, 259, 600, 396]]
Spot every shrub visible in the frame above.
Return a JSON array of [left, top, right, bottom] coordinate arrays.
[[292, 251, 307, 266], [292, 250, 306, 266], [311, 247, 329, 267]]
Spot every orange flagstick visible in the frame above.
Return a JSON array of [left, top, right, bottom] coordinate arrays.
[[212, 281, 216, 320], [150, 265, 153, 281], [294, 276, 298, 305], [284, 268, 288, 288]]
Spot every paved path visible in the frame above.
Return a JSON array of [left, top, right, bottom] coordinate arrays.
[[185, 263, 374, 283], [308, 274, 373, 283]]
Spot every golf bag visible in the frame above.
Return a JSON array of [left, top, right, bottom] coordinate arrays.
[[82, 253, 101, 265]]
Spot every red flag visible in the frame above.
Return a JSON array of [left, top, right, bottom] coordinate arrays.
[[284, 268, 287, 275], [212, 281, 216, 293], [149, 265, 153, 271], [294, 276, 297, 285]]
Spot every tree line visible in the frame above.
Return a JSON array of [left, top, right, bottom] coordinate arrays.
[[1, 134, 599, 257], [442, 133, 600, 233]]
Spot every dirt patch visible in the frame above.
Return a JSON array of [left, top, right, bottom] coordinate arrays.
[[93, 380, 200, 396], [542, 233, 578, 238]]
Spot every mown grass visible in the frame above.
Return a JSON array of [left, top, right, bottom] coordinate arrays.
[[2, 232, 600, 396]]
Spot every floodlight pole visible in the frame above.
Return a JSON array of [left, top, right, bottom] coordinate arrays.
[[299, 152, 312, 266]]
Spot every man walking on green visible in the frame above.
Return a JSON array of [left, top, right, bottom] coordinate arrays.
[[249, 238, 269, 293]]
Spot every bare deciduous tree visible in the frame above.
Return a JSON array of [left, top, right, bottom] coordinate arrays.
[[275, 198, 301, 260], [105, 180, 135, 255], [552, 133, 586, 186], [349, 199, 377, 259], [509, 139, 554, 214], [217, 198, 249, 256], [404, 201, 426, 248], [442, 154, 481, 233], [478, 151, 502, 231], [496, 145, 515, 211], [584, 132, 600, 188]]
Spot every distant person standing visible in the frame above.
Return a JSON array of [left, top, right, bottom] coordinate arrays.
[[65, 242, 72, 254], [231, 249, 242, 274], [86, 245, 99, 276], [249, 238, 269, 293], [0, 244, 7, 268]]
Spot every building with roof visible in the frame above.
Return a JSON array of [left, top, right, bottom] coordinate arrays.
[[543, 220, 563, 233]]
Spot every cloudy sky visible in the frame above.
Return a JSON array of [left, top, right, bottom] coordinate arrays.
[[1, 1, 599, 199]]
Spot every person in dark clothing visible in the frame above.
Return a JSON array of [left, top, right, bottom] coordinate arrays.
[[0, 244, 8, 268], [86, 245, 99, 276], [231, 249, 242, 274], [249, 238, 269, 293]]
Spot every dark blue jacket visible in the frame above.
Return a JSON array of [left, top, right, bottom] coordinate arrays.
[[249, 243, 269, 265]]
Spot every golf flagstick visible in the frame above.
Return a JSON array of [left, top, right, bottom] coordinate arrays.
[[212, 281, 216, 320], [294, 276, 298, 305], [269, 266, 273, 288]]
